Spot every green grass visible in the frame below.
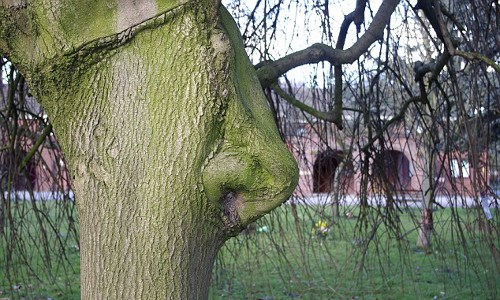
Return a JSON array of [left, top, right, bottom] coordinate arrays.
[[0, 200, 80, 299], [1, 202, 499, 299], [210, 205, 500, 299]]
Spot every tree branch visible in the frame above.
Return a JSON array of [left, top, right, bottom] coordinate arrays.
[[360, 96, 423, 152], [19, 123, 52, 172], [256, 0, 400, 87], [455, 50, 500, 74], [414, 0, 444, 42], [271, 83, 342, 127], [354, 0, 368, 32], [332, 0, 368, 130], [433, 0, 455, 55]]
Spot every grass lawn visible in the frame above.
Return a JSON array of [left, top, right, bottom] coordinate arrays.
[[0, 200, 80, 299], [210, 204, 500, 299], [1, 201, 498, 299]]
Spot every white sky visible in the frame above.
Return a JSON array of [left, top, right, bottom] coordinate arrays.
[[1, 61, 10, 84]]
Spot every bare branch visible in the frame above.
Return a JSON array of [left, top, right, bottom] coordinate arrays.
[[455, 50, 500, 74], [414, 0, 444, 42], [360, 96, 423, 152], [271, 83, 342, 127], [256, 0, 400, 87], [433, 0, 455, 55], [332, 0, 368, 130], [354, 0, 368, 32], [18, 123, 52, 172]]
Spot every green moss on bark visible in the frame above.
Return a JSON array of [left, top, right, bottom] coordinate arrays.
[[1, 2, 299, 298], [202, 7, 299, 230]]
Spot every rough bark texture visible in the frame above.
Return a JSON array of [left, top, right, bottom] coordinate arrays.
[[0, 2, 298, 298]]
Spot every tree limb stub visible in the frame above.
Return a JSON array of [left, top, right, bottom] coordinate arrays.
[[256, 0, 400, 87], [413, 51, 450, 82]]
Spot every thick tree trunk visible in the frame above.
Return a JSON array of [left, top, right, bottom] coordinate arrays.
[[49, 10, 226, 298], [1, 4, 298, 298]]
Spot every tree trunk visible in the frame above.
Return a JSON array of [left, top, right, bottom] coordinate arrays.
[[416, 208, 433, 249], [1, 4, 298, 298], [416, 118, 435, 250], [416, 24, 435, 250], [416, 142, 434, 250]]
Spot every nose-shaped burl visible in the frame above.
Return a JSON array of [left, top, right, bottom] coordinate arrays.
[[202, 7, 298, 236]]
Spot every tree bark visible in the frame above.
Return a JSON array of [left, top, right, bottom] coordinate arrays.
[[1, 3, 298, 298], [415, 27, 436, 250]]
